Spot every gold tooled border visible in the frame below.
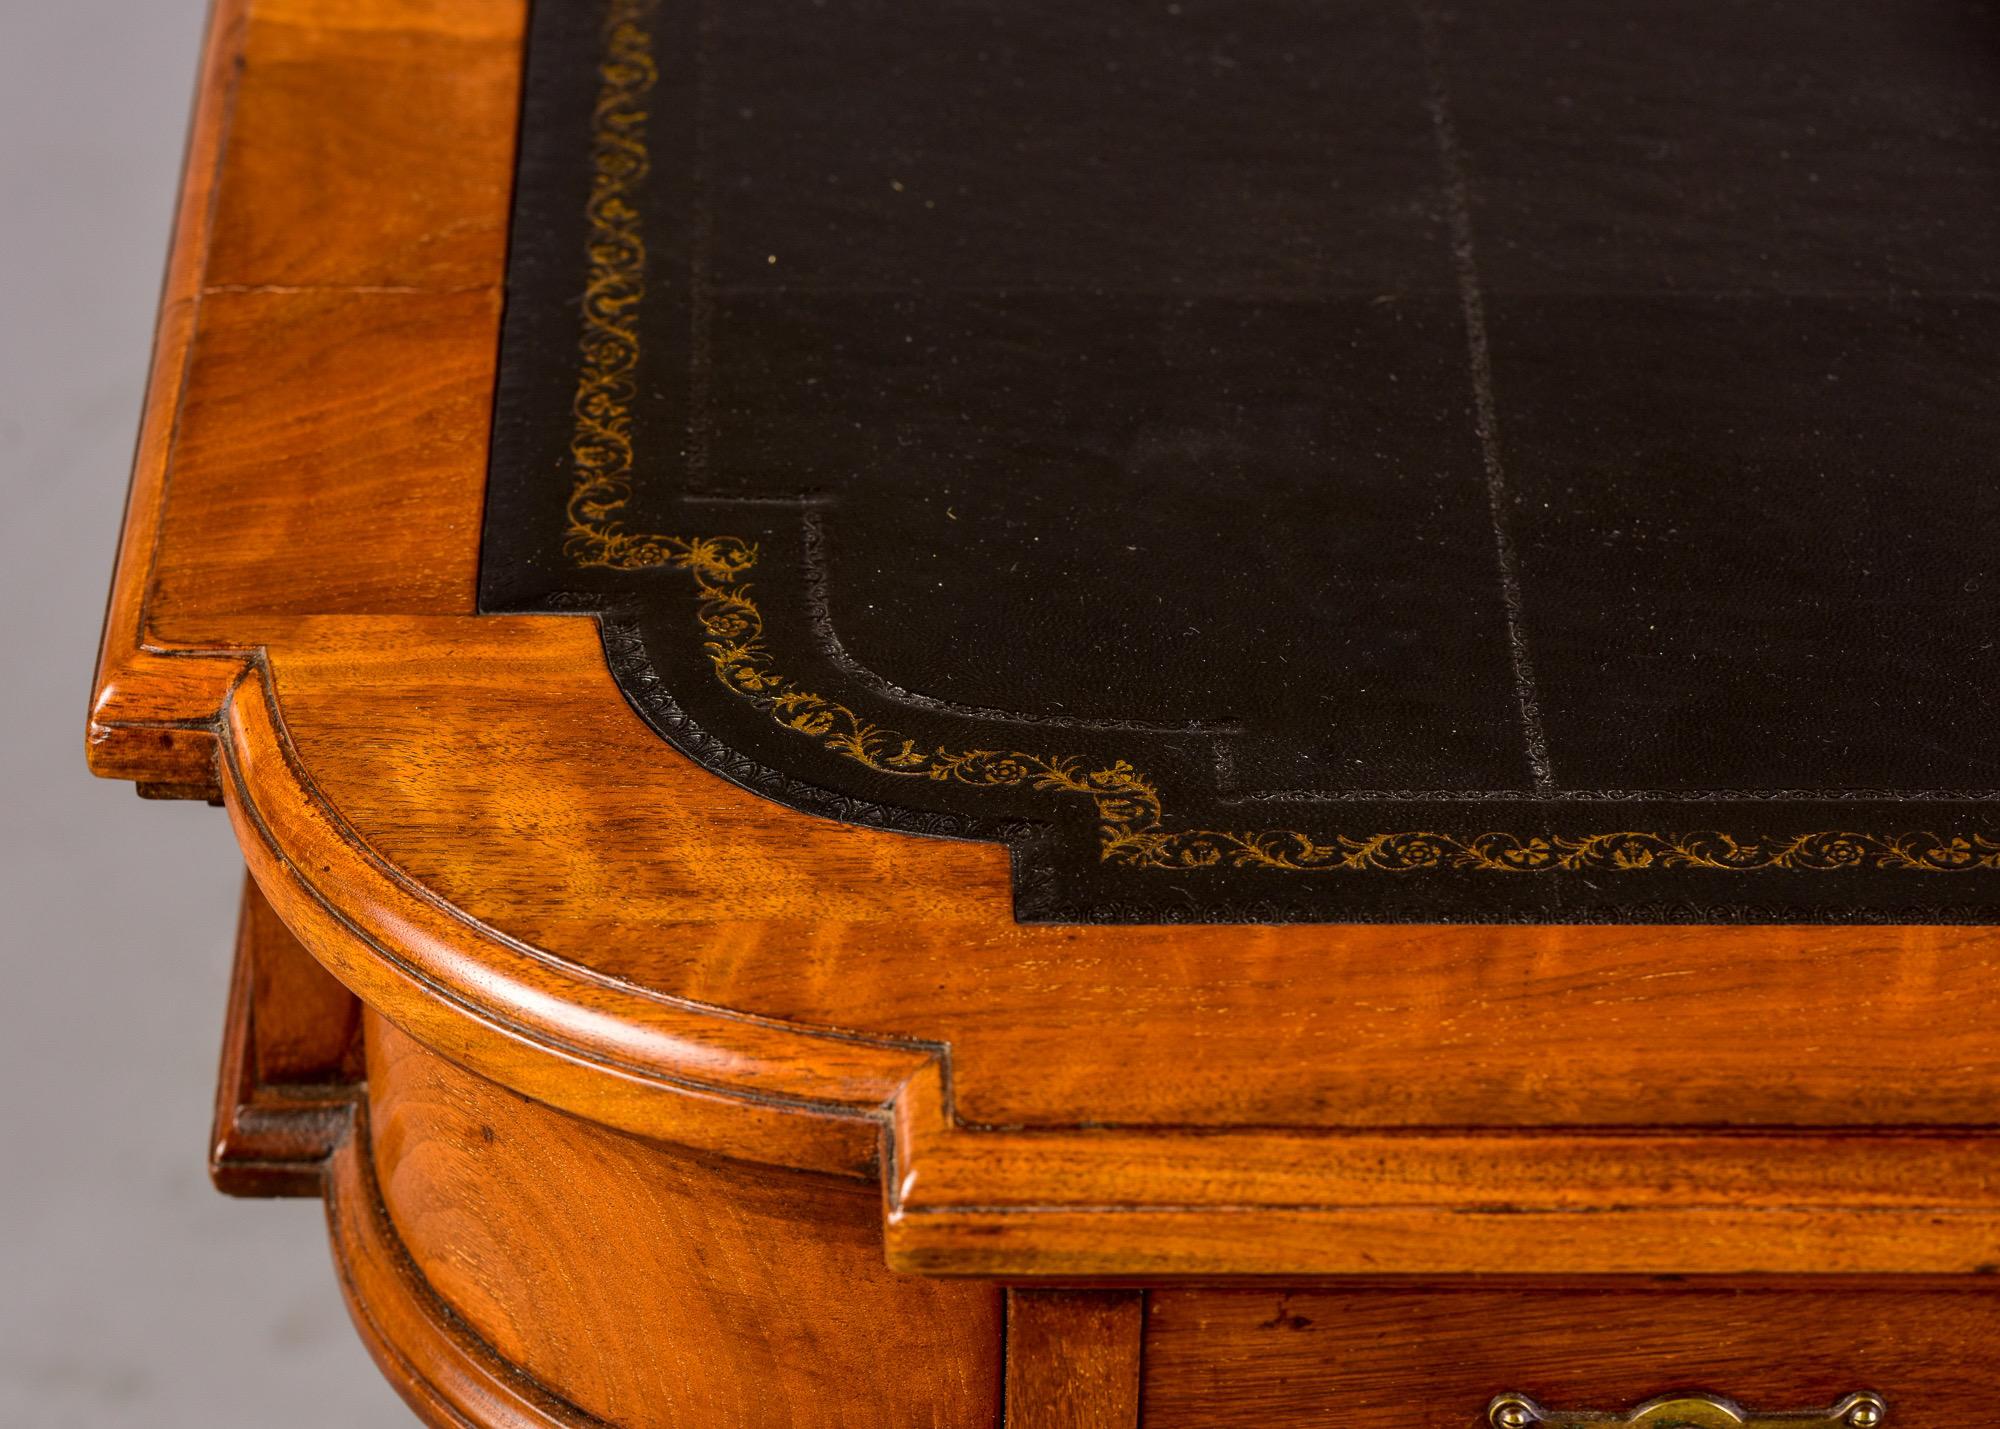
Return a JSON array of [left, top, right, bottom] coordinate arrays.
[[558, 0, 2000, 877]]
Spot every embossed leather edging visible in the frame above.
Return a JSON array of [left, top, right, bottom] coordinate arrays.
[[479, 0, 2000, 924]]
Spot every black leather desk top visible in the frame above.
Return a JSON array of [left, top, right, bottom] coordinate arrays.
[[482, 0, 2000, 923]]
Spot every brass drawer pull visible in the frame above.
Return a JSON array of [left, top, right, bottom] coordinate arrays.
[[1489, 1392, 1886, 1429]]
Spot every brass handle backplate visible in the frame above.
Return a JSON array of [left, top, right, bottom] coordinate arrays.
[[1489, 1392, 1886, 1429]]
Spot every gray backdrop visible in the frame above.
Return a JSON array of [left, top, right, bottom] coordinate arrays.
[[1, 0, 412, 1421]]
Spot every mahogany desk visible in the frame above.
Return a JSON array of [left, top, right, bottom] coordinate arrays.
[[90, 0, 2000, 1424]]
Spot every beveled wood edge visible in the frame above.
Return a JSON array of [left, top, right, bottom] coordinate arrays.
[[186, 648, 2000, 1275], [885, 1206, 2000, 1280], [104, 468, 2000, 1269], [211, 874, 357, 1197], [87, 0, 254, 790], [89, 0, 2000, 1280], [220, 653, 926, 1178], [885, 1071, 2000, 1275], [325, 1110, 609, 1429]]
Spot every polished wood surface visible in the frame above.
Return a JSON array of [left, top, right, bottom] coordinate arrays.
[[218, 619, 2000, 1275], [1142, 1285, 1998, 1427], [327, 1112, 604, 1429], [1005, 1292, 1143, 1429], [152, 287, 495, 623], [210, 874, 360, 1195], [368, 1015, 1002, 1428], [89, 0, 2000, 1421], [90, 0, 2000, 1262]]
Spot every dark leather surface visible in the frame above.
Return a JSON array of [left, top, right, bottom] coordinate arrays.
[[482, 0, 2000, 923]]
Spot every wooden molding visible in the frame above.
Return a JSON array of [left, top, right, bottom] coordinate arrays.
[[85, 0, 252, 790], [92, 0, 2000, 1281], [211, 873, 361, 1196], [204, 644, 2000, 1273], [326, 1114, 605, 1429]]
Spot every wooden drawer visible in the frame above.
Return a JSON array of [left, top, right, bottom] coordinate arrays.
[[1141, 1284, 1996, 1429]]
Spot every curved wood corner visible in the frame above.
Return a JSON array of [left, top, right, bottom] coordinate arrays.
[[326, 1118, 607, 1429], [90, 0, 2000, 1288], [202, 631, 2000, 1277], [218, 646, 934, 1177], [362, 1014, 1005, 1427], [87, 0, 514, 790]]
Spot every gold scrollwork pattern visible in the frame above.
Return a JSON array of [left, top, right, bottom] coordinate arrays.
[[564, 0, 675, 571], [629, 538, 2000, 875], [558, 1, 2000, 877]]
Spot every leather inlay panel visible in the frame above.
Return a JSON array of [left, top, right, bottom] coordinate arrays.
[[481, 0, 2000, 923]]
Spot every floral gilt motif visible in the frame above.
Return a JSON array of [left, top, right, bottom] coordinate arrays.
[[559, 0, 2000, 878]]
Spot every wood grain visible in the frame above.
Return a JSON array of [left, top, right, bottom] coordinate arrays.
[[91, 0, 2000, 1288], [205, 0, 522, 290], [247, 622, 2000, 1130], [1005, 1291, 1143, 1429], [327, 1109, 605, 1429], [89, 0, 2000, 1419], [202, 620, 2000, 1272], [1142, 1283, 2000, 1428], [211, 872, 360, 1196], [86, 0, 516, 783], [240, 871, 362, 1086], [85, 0, 253, 788], [367, 1014, 1004, 1428], [149, 288, 497, 627]]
